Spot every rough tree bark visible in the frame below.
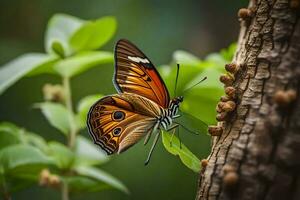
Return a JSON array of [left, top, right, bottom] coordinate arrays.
[[196, 0, 300, 200]]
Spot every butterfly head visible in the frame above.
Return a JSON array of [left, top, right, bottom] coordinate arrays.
[[176, 96, 184, 103], [170, 96, 184, 108]]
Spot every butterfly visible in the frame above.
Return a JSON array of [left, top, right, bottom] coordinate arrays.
[[87, 39, 207, 165]]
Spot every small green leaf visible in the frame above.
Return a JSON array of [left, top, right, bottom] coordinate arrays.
[[184, 68, 224, 91], [173, 50, 201, 66], [160, 63, 203, 96], [75, 166, 128, 194], [204, 53, 227, 71], [5, 178, 34, 193], [182, 87, 223, 125], [47, 142, 75, 170], [0, 122, 22, 149], [70, 16, 117, 51], [174, 111, 208, 135], [162, 131, 200, 173], [64, 176, 110, 193], [22, 132, 48, 153], [45, 13, 84, 56], [0, 53, 58, 95], [74, 136, 108, 166], [76, 94, 103, 129], [180, 67, 224, 124], [0, 145, 52, 179], [51, 40, 65, 58], [221, 42, 237, 61], [54, 51, 113, 78], [36, 102, 70, 135]]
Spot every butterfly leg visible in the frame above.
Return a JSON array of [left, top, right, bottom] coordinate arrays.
[[172, 114, 181, 119], [144, 129, 161, 166], [144, 121, 160, 146]]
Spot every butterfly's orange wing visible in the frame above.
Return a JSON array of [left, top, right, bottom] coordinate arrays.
[[114, 39, 170, 108], [87, 93, 162, 154]]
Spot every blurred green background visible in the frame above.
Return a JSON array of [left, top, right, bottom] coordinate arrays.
[[0, 0, 246, 199]]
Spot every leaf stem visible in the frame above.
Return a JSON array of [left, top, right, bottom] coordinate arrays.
[[62, 76, 78, 200], [1, 176, 11, 200], [63, 76, 77, 149]]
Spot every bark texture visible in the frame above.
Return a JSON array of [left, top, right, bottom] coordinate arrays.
[[196, 0, 300, 200]]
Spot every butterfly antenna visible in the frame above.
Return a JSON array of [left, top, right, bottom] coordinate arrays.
[[182, 76, 207, 95], [144, 131, 161, 165], [174, 64, 180, 97]]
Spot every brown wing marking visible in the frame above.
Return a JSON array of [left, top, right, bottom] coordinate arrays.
[[114, 39, 170, 108], [87, 93, 162, 154]]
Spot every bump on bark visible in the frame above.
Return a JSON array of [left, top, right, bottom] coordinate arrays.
[[274, 89, 297, 107], [220, 95, 231, 102], [208, 125, 223, 136], [220, 74, 235, 86], [216, 112, 228, 121], [225, 86, 236, 99]]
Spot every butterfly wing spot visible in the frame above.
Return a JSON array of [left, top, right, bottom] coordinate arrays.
[[128, 56, 150, 64], [112, 111, 125, 121], [146, 77, 151, 82], [113, 127, 122, 136]]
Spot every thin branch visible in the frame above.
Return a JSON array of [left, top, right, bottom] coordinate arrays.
[[62, 76, 78, 200], [63, 76, 77, 149], [61, 181, 69, 200]]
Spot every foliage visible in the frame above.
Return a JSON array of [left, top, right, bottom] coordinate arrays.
[[159, 44, 235, 171], [162, 131, 200, 173], [0, 12, 236, 199], [0, 14, 125, 200]]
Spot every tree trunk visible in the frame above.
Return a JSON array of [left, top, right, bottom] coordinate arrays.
[[196, 0, 300, 200]]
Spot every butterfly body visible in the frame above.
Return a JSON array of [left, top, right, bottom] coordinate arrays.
[[158, 96, 183, 130]]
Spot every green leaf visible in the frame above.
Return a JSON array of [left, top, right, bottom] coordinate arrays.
[[180, 67, 224, 124], [174, 111, 208, 135], [70, 16, 117, 51], [74, 136, 108, 167], [0, 53, 58, 95], [51, 41, 65, 58], [203, 53, 227, 72], [65, 176, 110, 193], [75, 94, 103, 129], [0, 122, 49, 153], [5, 178, 34, 193], [160, 63, 203, 96], [162, 131, 200, 173], [0, 122, 22, 149], [22, 132, 48, 153], [173, 50, 201, 66], [47, 142, 75, 170], [221, 42, 237, 61], [0, 145, 52, 179], [45, 13, 84, 56], [54, 51, 113, 78], [75, 166, 128, 194], [184, 67, 223, 91], [36, 102, 70, 135]]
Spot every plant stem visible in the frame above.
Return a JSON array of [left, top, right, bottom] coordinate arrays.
[[1, 179, 11, 200], [3, 192, 11, 200], [62, 76, 78, 200], [63, 76, 77, 149], [61, 181, 69, 200]]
